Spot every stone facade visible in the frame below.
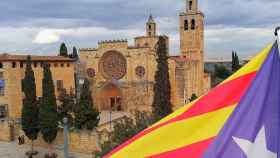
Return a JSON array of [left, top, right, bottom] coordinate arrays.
[[0, 54, 75, 141], [79, 36, 175, 112], [79, 0, 209, 112]]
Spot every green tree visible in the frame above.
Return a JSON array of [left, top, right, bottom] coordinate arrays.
[[21, 55, 39, 156], [214, 64, 231, 80], [95, 111, 154, 157], [57, 88, 75, 127], [152, 36, 172, 120], [232, 51, 240, 72], [59, 42, 68, 57], [39, 63, 59, 157], [189, 93, 198, 102], [72, 46, 79, 60], [74, 78, 100, 130]]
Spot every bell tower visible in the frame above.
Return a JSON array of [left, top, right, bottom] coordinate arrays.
[[179, 0, 205, 97], [146, 14, 156, 37], [179, 0, 204, 59]]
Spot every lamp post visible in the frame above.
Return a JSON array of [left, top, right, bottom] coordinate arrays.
[[63, 117, 69, 158]]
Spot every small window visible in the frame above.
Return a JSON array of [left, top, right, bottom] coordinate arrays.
[[0, 105, 7, 119], [54, 63, 58, 67], [184, 20, 189, 30], [61, 63, 64, 67], [67, 63, 70, 67], [0, 62, 3, 69], [20, 62, 24, 68], [57, 80, 64, 91], [40, 62, 44, 68], [191, 19, 195, 30], [33, 62, 37, 68], [12, 62, 17, 68], [149, 25, 152, 29], [0, 80, 5, 96], [144, 43, 149, 47], [189, 1, 193, 10]]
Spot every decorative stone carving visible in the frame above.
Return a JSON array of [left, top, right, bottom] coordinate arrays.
[[135, 66, 145, 78], [87, 68, 96, 78], [99, 51, 127, 80]]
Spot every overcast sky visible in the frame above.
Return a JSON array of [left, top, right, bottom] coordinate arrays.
[[0, 0, 279, 59]]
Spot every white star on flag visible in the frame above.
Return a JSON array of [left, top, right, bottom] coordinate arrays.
[[233, 126, 277, 158]]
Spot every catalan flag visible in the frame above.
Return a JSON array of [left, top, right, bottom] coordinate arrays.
[[105, 41, 280, 158]]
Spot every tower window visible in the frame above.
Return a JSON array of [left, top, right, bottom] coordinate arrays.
[[191, 19, 195, 30], [184, 20, 189, 30], [189, 1, 193, 10], [33, 62, 38, 68], [12, 62, 17, 68], [149, 25, 152, 29]]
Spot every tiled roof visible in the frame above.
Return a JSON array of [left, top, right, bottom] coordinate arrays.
[[0, 53, 74, 62]]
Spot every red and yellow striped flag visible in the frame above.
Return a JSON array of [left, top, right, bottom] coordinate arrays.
[[104, 43, 273, 158]]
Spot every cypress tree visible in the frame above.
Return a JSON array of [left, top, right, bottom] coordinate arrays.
[[59, 42, 68, 57], [232, 51, 240, 72], [74, 78, 100, 130], [152, 36, 172, 120], [72, 46, 79, 60], [39, 63, 59, 157], [21, 55, 39, 155], [235, 52, 240, 70], [232, 51, 235, 72]]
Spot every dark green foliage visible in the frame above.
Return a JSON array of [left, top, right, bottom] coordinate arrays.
[[57, 88, 75, 127], [59, 43, 68, 57], [189, 93, 198, 102], [21, 55, 39, 153], [95, 111, 155, 157], [74, 79, 100, 130], [72, 46, 79, 60], [152, 36, 173, 120], [39, 63, 59, 144], [214, 64, 231, 80], [212, 64, 231, 86], [232, 51, 240, 72]]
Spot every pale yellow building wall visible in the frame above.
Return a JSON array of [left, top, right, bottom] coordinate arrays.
[[0, 61, 75, 120]]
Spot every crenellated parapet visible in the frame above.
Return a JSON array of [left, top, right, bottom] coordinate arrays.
[[98, 39, 128, 49], [98, 39, 128, 45]]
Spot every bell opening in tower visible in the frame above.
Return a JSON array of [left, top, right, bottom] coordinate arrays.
[[189, 1, 193, 11], [184, 20, 188, 30]]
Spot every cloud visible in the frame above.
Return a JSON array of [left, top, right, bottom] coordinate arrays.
[[33, 29, 61, 44], [0, 0, 279, 58]]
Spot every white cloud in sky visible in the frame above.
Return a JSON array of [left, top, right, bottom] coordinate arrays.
[[33, 29, 61, 44]]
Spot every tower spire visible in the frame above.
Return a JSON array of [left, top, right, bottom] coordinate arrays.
[[146, 14, 156, 37]]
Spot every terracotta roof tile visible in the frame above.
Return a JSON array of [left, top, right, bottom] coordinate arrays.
[[0, 53, 74, 62]]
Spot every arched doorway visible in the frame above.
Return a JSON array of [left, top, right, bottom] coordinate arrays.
[[99, 83, 123, 111]]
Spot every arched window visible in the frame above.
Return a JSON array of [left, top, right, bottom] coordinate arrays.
[[191, 19, 195, 30], [0, 62, 3, 69], [149, 25, 152, 29], [184, 20, 188, 30], [189, 1, 193, 10]]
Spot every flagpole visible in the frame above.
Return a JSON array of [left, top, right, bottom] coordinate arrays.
[[275, 27, 280, 54]]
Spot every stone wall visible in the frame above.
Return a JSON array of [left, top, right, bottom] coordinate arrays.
[[0, 120, 12, 141], [24, 129, 99, 154]]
